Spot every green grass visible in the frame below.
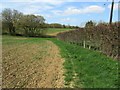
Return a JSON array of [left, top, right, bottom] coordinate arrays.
[[2, 35, 46, 45], [2, 35, 119, 88], [2, 28, 74, 36], [46, 28, 73, 35], [48, 38, 119, 88]]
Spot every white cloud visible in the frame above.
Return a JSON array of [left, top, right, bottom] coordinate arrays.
[[82, 5, 105, 13], [1, 1, 54, 14], [34, 13, 53, 18], [34, 14, 40, 16], [108, 3, 120, 10], [22, 8, 39, 14], [52, 5, 105, 16], [42, 14, 52, 18], [60, 17, 79, 25], [31, 0, 63, 5], [51, 10, 63, 15], [0, 3, 2, 9], [20, 5, 53, 14], [5, 0, 119, 3], [5, 0, 64, 5], [0, 2, 26, 10], [60, 18, 70, 22]]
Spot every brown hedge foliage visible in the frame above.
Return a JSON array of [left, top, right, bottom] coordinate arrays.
[[57, 22, 119, 60]]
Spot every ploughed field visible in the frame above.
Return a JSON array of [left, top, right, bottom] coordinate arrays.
[[2, 36, 65, 88], [2, 35, 119, 88]]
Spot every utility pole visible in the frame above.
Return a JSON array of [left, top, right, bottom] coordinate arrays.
[[109, 0, 114, 24]]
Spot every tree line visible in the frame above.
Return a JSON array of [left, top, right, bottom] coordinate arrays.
[[1, 8, 46, 36], [44, 23, 79, 29], [1, 8, 79, 36]]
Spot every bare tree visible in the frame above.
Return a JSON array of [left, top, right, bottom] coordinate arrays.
[[2, 8, 23, 35]]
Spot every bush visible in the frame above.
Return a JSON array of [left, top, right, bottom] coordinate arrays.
[[57, 22, 119, 60]]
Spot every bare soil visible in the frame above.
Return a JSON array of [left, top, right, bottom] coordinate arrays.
[[2, 37, 65, 88]]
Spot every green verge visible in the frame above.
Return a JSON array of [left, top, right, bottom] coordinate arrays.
[[2, 35, 46, 45], [48, 38, 119, 88], [46, 28, 73, 34]]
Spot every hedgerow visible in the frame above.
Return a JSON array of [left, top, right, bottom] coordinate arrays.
[[57, 22, 119, 60]]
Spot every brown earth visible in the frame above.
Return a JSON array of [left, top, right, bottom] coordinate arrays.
[[2, 37, 65, 88]]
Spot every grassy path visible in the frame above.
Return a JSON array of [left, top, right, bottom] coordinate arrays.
[[2, 36, 65, 88], [46, 28, 73, 36], [49, 38, 119, 88]]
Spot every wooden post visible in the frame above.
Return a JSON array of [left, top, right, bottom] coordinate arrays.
[[89, 45, 91, 49], [83, 41, 86, 48], [109, 0, 114, 24]]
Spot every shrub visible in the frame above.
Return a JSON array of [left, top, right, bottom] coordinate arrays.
[[57, 22, 119, 60]]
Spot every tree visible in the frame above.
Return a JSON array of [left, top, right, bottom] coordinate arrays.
[[18, 15, 46, 36], [1, 8, 23, 35], [63, 24, 66, 28], [50, 23, 62, 28], [85, 20, 96, 28]]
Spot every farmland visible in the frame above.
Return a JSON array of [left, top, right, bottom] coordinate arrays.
[[46, 28, 73, 36], [2, 35, 65, 88], [1, 1, 119, 88], [2, 35, 119, 88]]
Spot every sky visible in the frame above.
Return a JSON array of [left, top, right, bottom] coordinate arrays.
[[1, 0, 119, 27]]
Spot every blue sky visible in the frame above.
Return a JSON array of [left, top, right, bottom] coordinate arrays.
[[1, 0, 119, 27]]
